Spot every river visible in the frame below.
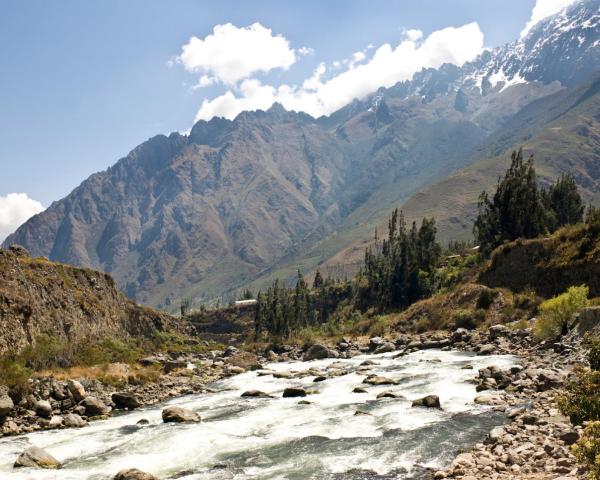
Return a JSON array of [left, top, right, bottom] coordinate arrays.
[[0, 349, 518, 479]]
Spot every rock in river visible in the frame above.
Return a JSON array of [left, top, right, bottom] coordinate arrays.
[[112, 392, 142, 410], [303, 344, 334, 361], [162, 406, 201, 423], [282, 387, 307, 398], [114, 468, 158, 480], [81, 396, 111, 417], [363, 375, 397, 385], [241, 390, 273, 398], [412, 395, 441, 409], [14, 446, 62, 469]]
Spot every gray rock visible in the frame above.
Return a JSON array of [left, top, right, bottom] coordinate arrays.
[[81, 396, 111, 417], [412, 395, 441, 409], [0, 393, 14, 416], [353, 387, 368, 393], [374, 342, 396, 354], [363, 375, 397, 385], [112, 392, 141, 410], [241, 390, 273, 398], [113, 468, 158, 480], [14, 446, 62, 469], [34, 400, 53, 418], [67, 379, 86, 402], [303, 344, 333, 361], [558, 429, 579, 445], [376, 391, 402, 399], [162, 406, 201, 423], [48, 415, 64, 428], [477, 344, 496, 355], [63, 413, 87, 428]]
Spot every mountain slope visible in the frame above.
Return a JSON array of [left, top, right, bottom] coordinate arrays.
[[4, 0, 600, 308]]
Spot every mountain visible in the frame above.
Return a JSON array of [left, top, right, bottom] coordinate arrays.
[[5, 0, 600, 309]]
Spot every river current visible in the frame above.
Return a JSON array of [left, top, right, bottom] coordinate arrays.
[[0, 349, 518, 479]]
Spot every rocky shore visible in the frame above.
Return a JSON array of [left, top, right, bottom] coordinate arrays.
[[0, 324, 591, 479]]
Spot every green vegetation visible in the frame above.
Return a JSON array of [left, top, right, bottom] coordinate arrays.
[[474, 149, 584, 255], [534, 285, 589, 339], [573, 421, 600, 480]]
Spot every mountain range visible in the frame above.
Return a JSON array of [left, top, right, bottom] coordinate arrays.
[[5, 0, 600, 310]]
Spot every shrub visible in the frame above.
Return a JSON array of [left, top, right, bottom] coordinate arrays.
[[535, 285, 589, 339], [453, 309, 477, 330], [558, 366, 600, 425], [476, 289, 496, 310], [572, 421, 600, 480], [588, 336, 600, 371], [0, 359, 32, 401]]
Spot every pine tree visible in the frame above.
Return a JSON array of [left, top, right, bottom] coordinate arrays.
[[543, 173, 584, 231]]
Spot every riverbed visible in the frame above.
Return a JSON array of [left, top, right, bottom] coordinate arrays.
[[0, 349, 519, 479]]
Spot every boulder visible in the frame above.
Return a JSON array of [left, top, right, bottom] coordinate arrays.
[[313, 376, 327, 382], [34, 400, 53, 418], [14, 446, 62, 469], [474, 394, 505, 405], [112, 392, 142, 410], [374, 342, 396, 354], [63, 413, 87, 428], [303, 344, 333, 361], [241, 390, 273, 398], [67, 380, 86, 402], [282, 387, 307, 398], [162, 406, 200, 423], [48, 415, 64, 428], [369, 336, 385, 350], [477, 344, 496, 355], [353, 387, 368, 393], [81, 396, 111, 417], [114, 468, 158, 480], [363, 375, 397, 385], [412, 395, 441, 409], [0, 393, 14, 416], [376, 391, 402, 399]]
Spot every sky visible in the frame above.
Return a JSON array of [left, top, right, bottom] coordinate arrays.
[[0, 0, 580, 241]]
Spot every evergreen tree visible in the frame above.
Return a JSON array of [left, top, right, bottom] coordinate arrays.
[[543, 173, 584, 231]]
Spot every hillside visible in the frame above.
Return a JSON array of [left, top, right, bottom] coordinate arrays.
[[4, 0, 600, 308], [0, 245, 181, 356]]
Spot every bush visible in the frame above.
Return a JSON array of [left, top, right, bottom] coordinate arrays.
[[453, 309, 478, 330], [0, 359, 32, 401], [558, 366, 600, 425], [589, 336, 600, 372], [476, 289, 496, 310], [572, 421, 600, 480], [535, 285, 589, 339]]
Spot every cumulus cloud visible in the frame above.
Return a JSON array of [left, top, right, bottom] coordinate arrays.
[[192, 22, 484, 121], [520, 0, 580, 38], [178, 22, 297, 85], [0, 193, 44, 242]]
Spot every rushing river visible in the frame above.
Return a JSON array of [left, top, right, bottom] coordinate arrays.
[[0, 349, 518, 479]]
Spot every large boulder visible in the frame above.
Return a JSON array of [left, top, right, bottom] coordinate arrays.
[[363, 375, 397, 386], [34, 400, 53, 418], [81, 396, 111, 417], [14, 446, 62, 469], [67, 380, 86, 402], [162, 406, 200, 423], [303, 344, 333, 361], [63, 413, 87, 428], [114, 468, 158, 480], [411, 395, 441, 409], [112, 392, 141, 410], [0, 393, 14, 416], [374, 342, 396, 354]]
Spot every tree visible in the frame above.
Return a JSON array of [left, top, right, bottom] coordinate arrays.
[[535, 284, 589, 339], [543, 173, 584, 231], [474, 149, 547, 255]]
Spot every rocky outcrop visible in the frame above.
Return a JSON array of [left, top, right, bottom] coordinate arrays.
[[0, 247, 187, 355]]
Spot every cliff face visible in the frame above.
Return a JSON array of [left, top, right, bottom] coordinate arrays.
[[0, 245, 181, 356], [479, 224, 600, 298]]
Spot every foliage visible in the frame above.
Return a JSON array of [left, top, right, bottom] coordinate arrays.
[[558, 366, 600, 426], [588, 335, 600, 372], [476, 289, 497, 310], [474, 149, 584, 255], [535, 285, 589, 339], [572, 421, 600, 480], [0, 358, 32, 401], [452, 309, 484, 330]]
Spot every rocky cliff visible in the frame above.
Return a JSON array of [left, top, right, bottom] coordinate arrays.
[[0, 245, 182, 356]]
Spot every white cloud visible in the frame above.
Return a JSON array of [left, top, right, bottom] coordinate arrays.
[[178, 23, 297, 85], [193, 22, 485, 121], [0, 193, 44, 243], [404, 29, 424, 42], [298, 46, 315, 56], [520, 0, 579, 38]]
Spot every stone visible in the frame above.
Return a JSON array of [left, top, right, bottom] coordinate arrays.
[[63, 413, 87, 428], [477, 344, 496, 355], [353, 387, 368, 393], [474, 394, 505, 405], [48, 415, 64, 428], [558, 429, 579, 445], [14, 446, 62, 469], [162, 406, 201, 423], [67, 380, 86, 402], [282, 387, 307, 398], [303, 344, 333, 361], [374, 342, 396, 354], [81, 396, 111, 417], [412, 395, 441, 409], [377, 391, 401, 399], [34, 400, 53, 418], [313, 376, 327, 382], [363, 375, 397, 385], [241, 390, 273, 398], [113, 468, 158, 480], [0, 393, 14, 416], [112, 392, 142, 410]]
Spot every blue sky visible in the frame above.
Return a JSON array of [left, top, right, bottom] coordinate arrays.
[[0, 0, 557, 239]]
